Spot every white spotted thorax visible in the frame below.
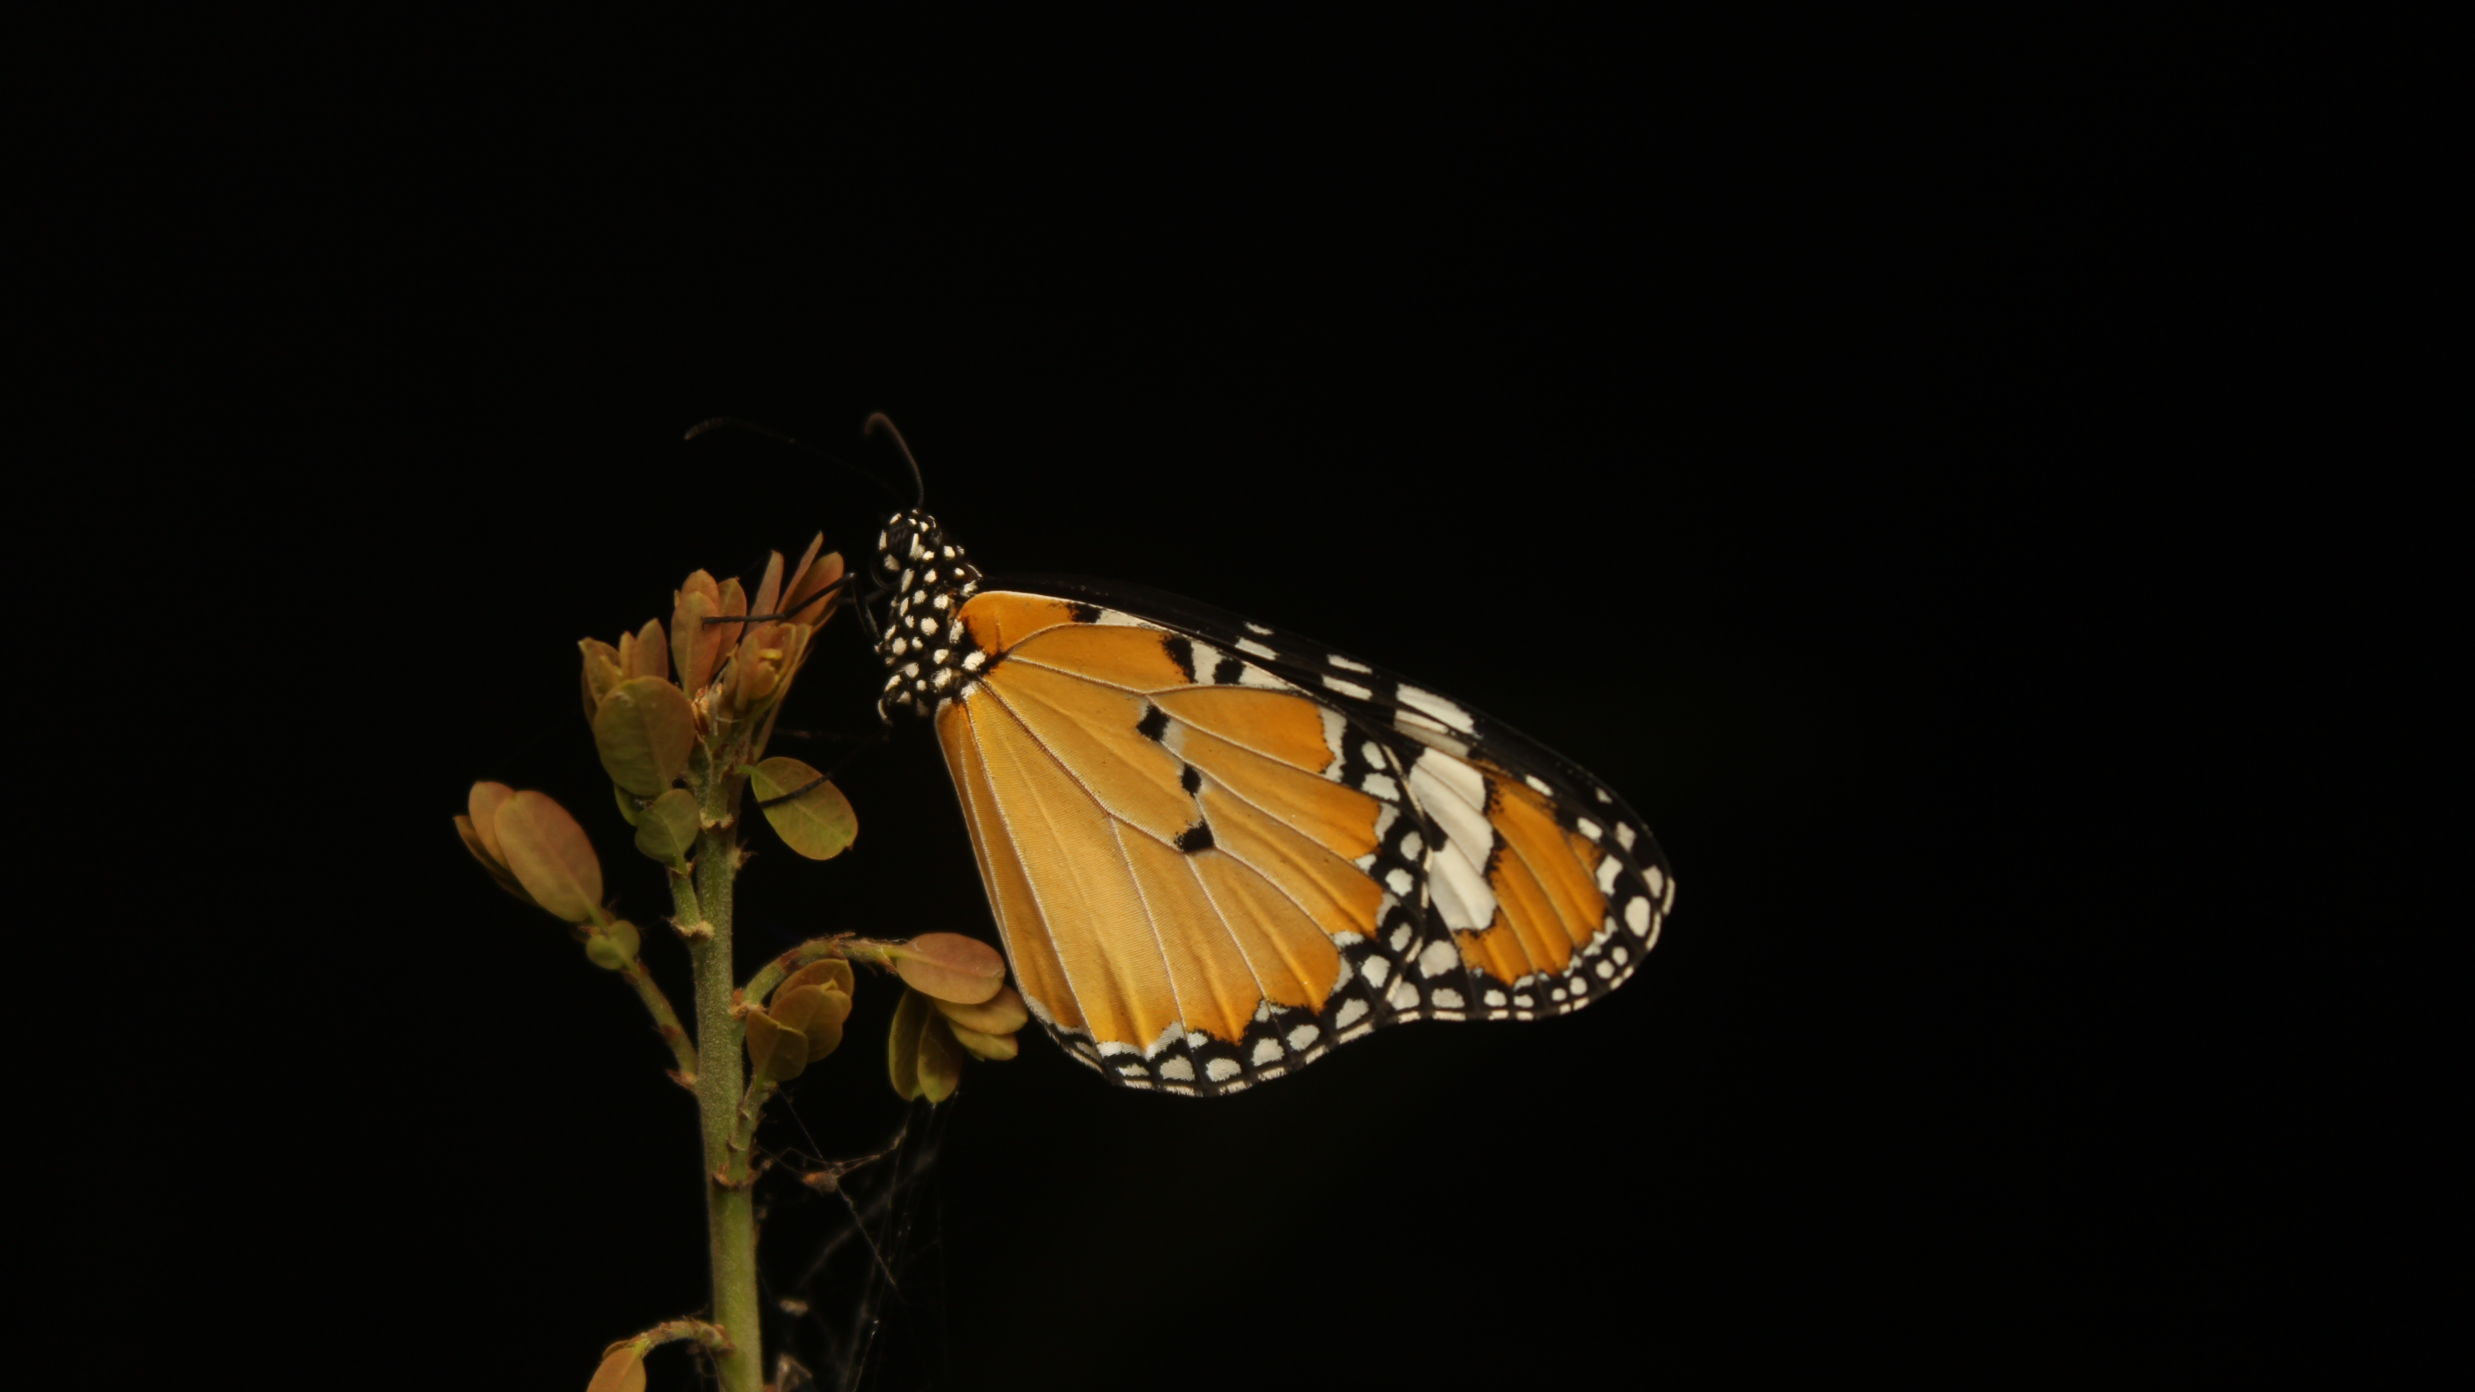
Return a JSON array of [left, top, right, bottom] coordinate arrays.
[[873, 508, 985, 718]]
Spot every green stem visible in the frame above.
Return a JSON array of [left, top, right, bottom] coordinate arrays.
[[616, 958, 699, 1082], [687, 766, 764, 1392]]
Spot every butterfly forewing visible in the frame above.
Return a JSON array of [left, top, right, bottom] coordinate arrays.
[[921, 581, 1673, 1096]]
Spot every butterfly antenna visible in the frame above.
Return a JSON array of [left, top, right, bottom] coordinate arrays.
[[861, 413, 928, 509], [684, 417, 908, 508]]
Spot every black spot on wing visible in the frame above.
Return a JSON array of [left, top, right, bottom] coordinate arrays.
[[1174, 821, 1214, 854], [1162, 635, 1197, 683], [1179, 764, 1202, 794], [1210, 654, 1246, 684], [1066, 601, 1101, 624], [1136, 703, 1170, 742]]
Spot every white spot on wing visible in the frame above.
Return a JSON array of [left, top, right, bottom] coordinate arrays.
[[1616, 823, 1637, 850], [1322, 674, 1374, 700], [1326, 653, 1372, 673], [1596, 856, 1621, 893], [1236, 637, 1279, 660], [1251, 1037, 1282, 1065], [1158, 1056, 1196, 1081], [1334, 997, 1370, 1028], [1396, 684, 1475, 734], [1625, 896, 1652, 934], [1416, 938, 1459, 979], [1205, 1057, 1242, 1083]]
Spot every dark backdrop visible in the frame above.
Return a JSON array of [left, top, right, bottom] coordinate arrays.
[[40, 8, 2419, 1389]]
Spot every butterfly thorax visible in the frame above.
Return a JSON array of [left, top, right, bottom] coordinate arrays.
[[872, 508, 985, 718]]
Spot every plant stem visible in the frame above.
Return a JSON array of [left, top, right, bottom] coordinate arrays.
[[687, 795, 764, 1392]]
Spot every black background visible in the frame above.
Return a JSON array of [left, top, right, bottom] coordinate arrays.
[[38, 8, 2426, 1389]]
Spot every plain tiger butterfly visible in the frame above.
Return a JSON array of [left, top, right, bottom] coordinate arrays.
[[850, 423, 1675, 1097]]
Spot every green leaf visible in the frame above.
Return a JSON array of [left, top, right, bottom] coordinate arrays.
[[887, 989, 928, 1101], [585, 919, 641, 970], [932, 983, 1029, 1035], [592, 676, 697, 798], [632, 788, 701, 865], [492, 790, 603, 923], [888, 932, 1005, 1004], [773, 984, 853, 1062], [917, 1014, 965, 1103], [744, 1007, 808, 1083], [578, 638, 624, 722], [749, 757, 857, 860]]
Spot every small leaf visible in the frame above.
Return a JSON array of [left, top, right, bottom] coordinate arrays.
[[628, 618, 670, 682], [749, 757, 857, 860], [932, 984, 1029, 1035], [585, 919, 641, 970], [751, 550, 784, 623], [632, 788, 701, 865], [772, 984, 853, 1061], [782, 548, 845, 627], [671, 589, 720, 692], [455, 813, 536, 906], [579, 638, 624, 722], [887, 989, 928, 1101], [493, 790, 603, 923], [593, 676, 698, 798], [889, 932, 1005, 1004], [466, 782, 516, 865], [778, 958, 855, 1000], [947, 1023, 1018, 1062], [744, 1007, 808, 1083], [917, 1014, 965, 1102], [714, 576, 748, 659], [585, 1342, 647, 1392]]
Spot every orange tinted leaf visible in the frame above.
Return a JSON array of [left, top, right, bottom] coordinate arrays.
[[783, 547, 845, 626], [493, 790, 603, 923], [751, 550, 784, 623], [467, 782, 516, 865], [890, 932, 1005, 1004], [781, 533, 825, 618], [932, 984, 1029, 1035], [627, 618, 669, 682], [917, 1014, 965, 1102], [670, 590, 720, 692], [593, 676, 697, 798], [455, 813, 536, 905], [947, 1023, 1018, 1062], [749, 757, 856, 860], [585, 1343, 647, 1392], [714, 577, 747, 659], [779, 958, 855, 1000], [887, 989, 928, 1101]]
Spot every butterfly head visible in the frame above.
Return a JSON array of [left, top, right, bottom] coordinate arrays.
[[872, 508, 985, 718]]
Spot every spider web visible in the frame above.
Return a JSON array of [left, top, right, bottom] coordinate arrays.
[[753, 1094, 953, 1392]]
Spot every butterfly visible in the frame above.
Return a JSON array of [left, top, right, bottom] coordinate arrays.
[[854, 439, 1675, 1097]]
